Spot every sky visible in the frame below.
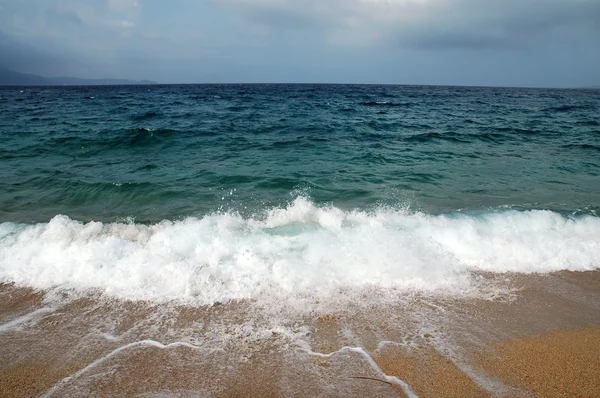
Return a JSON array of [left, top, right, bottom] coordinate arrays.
[[0, 0, 599, 87]]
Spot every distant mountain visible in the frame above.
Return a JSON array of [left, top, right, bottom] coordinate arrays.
[[0, 67, 49, 86], [46, 76, 157, 86], [0, 66, 157, 86]]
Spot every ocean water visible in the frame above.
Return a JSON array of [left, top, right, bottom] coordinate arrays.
[[1, 84, 599, 304]]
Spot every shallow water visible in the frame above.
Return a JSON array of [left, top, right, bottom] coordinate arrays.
[[1, 271, 599, 397]]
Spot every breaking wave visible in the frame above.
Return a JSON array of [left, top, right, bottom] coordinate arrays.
[[0, 197, 598, 304]]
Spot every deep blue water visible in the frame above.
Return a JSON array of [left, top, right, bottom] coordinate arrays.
[[1, 84, 599, 223]]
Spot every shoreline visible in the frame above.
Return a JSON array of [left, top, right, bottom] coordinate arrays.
[[1, 270, 599, 397]]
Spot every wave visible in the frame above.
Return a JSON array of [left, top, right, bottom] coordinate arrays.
[[44, 128, 187, 152], [124, 127, 178, 146], [360, 101, 411, 107], [543, 104, 594, 113], [575, 120, 599, 126], [1, 197, 599, 304], [404, 132, 471, 144], [403, 127, 554, 145], [562, 143, 600, 152], [131, 111, 162, 121]]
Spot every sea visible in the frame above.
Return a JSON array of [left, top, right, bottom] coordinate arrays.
[[0, 84, 599, 304], [1, 84, 600, 396]]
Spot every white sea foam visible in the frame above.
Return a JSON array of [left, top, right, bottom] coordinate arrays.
[[0, 197, 598, 304]]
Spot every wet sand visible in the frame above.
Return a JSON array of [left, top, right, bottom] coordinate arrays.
[[478, 327, 600, 398], [1, 270, 599, 397]]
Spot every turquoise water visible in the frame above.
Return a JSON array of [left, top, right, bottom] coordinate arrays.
[[1, 84, 599, 303], [1, 84, 599, 223]]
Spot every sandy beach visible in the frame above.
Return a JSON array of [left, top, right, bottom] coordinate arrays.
[[1, 270, 599, 397], [478, 327, 600, 398]]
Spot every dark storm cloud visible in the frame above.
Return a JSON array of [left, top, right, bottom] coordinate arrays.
[[0, 30, 69, 75], [400, 0, 600, 50], [218, 0, 600, 50]]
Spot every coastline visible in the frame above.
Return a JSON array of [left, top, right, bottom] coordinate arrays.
[[1, 270, 599, 397]]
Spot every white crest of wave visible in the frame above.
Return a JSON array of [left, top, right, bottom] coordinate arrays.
[[0, 197, 598, 304]]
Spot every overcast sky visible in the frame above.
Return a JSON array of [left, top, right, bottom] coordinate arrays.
[[1, 0, 599, 86]]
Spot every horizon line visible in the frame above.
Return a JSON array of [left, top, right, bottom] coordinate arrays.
[[1, 81, 597, 90]]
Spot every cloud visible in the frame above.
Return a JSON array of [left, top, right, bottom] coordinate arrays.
[[0, 0, 598, 85], [0, 29, 85, 76], [216, 0, 600, 49], [107, 0, 140, 12], [106, 0, 140, 29], [0, 0, 148, 77]]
